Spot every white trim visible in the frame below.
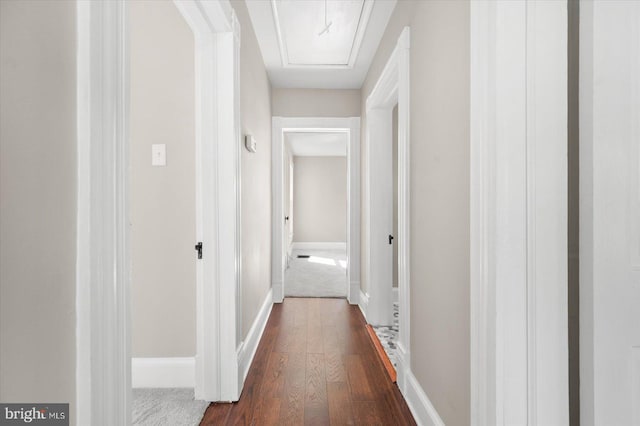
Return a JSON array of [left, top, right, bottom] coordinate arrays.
[[76, 1, 130, 424], [402, 370, 445, 426], [580, 3, 640, 424], [132, 358, 195, 388], [358, 290, 369, 319], [633, 347, 640, 426], [470, 1, 568, 424], [291, 242, 346, 251], [270, 0, 374, 70], [237, 289, 273, 385], [395, 337, 410, 392], [272, 117, 360, 305], [364, 27, 410, 356]]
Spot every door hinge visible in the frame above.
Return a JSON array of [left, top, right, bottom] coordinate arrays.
[[195, 242, 203, 259], [389, 234, 394, 245]]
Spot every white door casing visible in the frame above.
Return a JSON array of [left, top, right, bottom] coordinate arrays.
[[271, 117, 360, 304], [76, 2, 130, 424], [76, 1, 242, 424], [580, 2, 640, 425], [470, 1, 568, 425], [364, 26, 411, 391]]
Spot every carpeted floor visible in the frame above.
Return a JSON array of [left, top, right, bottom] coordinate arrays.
[[284, 249, 347, 298], [372, 302, 399, 370], [132, 388, 208, 426]]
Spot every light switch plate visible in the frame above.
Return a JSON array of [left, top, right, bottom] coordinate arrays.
[[152, 144, 166, 166]]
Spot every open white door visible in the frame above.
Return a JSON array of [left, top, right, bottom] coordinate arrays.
[[288, 160, 294, 260], [366, 107, 394, 326], [580, 2, 640, 424]]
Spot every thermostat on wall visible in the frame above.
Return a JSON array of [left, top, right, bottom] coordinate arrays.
[[245, 135, 257, 153]]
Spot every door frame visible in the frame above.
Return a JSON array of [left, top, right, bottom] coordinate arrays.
[[579, 1, 640, 424], [364, 27, 411, 390], [272, 117, 361, 304], [470, 1, 568, 424], [75, 1, 242, 424]]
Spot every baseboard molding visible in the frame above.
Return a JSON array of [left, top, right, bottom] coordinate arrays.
[[237, 289, 273, 385], [358, 290, 369, 321], [131, 357, 195, 388], [291, 242, 346, 251], [403, 369, 445, 426], [396, 341, 410, 386]]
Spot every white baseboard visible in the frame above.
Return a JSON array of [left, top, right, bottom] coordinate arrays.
[[291, 242, 346, 251], [131, 357, 195, 388], [402, 369, 445, 426], [358, 290, 369, 321], [237, 289, 273, 385]]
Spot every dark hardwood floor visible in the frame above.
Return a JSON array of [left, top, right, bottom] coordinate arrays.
[[200, 297, 416, 425]]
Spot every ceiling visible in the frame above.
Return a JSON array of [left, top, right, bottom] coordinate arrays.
[[286, 132, 347, 156], [245, 0, 397, 89]]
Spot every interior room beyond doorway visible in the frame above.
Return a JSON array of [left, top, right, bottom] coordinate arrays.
[[284, 132, 348, 298]]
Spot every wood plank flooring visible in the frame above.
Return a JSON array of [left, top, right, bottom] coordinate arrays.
[[200, 297, 416, 425]]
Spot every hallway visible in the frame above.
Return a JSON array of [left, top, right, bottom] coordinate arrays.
[[200, 298, 415, 425]]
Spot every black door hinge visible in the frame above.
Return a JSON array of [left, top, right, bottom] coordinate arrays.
[[388, 234, 394, 245], [195, 242, 203, 259]]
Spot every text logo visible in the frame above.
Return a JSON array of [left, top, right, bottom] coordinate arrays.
[[0, 404, 68, 425]]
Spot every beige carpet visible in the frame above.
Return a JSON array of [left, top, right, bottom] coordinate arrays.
[[284, 249, 347, 298]]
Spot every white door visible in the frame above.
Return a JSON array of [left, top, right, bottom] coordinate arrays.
[[289, 160, 294, 255], [367, 107, 394, 326], [581, 2, 640, 424]]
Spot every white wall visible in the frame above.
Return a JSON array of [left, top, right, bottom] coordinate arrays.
[[272, 88, 361, 117], [232, 0, 273, 339], [580, 1, 640, 424], [129, 0, 196, 358], [0, 0, 77, 418], [293, 157, 347, 243], [361, 2, 470, 424]]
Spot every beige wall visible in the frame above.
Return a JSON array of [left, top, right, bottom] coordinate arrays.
[[272, 88, 361, 117], [293, 157, 347, 243], [130, 1, 196, 357], [361, 1, 470, 424], [0, 0, 77, 416], [232, 0, 273, 339]]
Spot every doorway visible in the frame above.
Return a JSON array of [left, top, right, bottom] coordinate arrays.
[[272, 117, 361, 305], [75, 1, 242, 424], [364, 27, 411, 389], [283, 132, 349, 298], [369, 103, 400, 372], [128, 2, 207, 423]]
